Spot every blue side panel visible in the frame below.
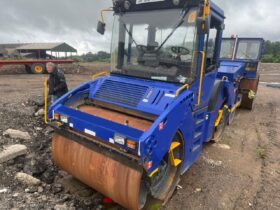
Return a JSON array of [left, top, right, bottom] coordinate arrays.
[[181, 107, 210, 173], [244, 69, 258, 78], [139, 91, 194, 173], [211, 1, 225, 19], [217, 61, 245, 81], [179, 111, 196, 172], [56, 105, 144, 140], [48, 81, 93, 118]]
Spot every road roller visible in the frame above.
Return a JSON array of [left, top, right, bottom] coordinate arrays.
[[47, 0, 264, 209]]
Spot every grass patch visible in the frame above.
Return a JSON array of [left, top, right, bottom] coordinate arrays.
[[257, 146, 268, 159]]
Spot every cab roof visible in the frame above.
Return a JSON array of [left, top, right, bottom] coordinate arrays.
[[113, 0, 225, 19]]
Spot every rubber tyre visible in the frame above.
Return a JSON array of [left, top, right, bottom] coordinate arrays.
[[147, 133, 183, 206], [212, 107, 229, 142], [241, 94, 254, 110], [240, 75, 260, 110], [25, 65, 32, 74], [31, 63, 46, 74]]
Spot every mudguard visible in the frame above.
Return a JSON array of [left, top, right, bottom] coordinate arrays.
[[139, 91, 194, 173], [208, 79, 223, 111]]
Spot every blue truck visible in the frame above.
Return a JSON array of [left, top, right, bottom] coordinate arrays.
[[48, 0, 264, 209]]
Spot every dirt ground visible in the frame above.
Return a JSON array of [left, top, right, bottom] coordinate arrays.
[[0, 63, 279, 210]]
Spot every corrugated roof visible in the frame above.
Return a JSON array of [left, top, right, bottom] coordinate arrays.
[[16, 42, 77, 53], [0, 43, 25, 51]]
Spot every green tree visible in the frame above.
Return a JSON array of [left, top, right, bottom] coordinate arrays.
[[261, 40, 280, 63]]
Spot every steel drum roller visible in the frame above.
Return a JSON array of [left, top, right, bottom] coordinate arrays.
[[52, 133, 143, 209]]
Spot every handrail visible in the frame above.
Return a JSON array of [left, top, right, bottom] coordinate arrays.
[[175, 84, 189, 96], [224, 100, 242, 113], [196, 51, 205, 106], [203, 0, 211, 18], [92, 71, 108, 80], [44, 78, 49, 124], [100, 7, 113, 23]]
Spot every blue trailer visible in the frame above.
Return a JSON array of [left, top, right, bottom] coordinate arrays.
[[47, 1, 264, 209]]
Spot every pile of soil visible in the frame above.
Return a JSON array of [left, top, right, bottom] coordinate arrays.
[[0, 97, 123, 210]]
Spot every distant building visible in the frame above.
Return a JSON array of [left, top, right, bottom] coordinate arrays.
[[0, 42, 77, 59], [0, 44, 23, 57]]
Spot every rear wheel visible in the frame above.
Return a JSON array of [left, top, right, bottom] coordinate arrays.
[[228, 110, 236, 125], [143, 133, 183, 208], [240, 75, 260, 110], [31, 63, 46, 74], [212, 107, 229, 142], [241, 92, 254, 110], [25, 65, 32, 74]]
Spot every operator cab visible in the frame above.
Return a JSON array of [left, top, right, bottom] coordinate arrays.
[[111, 7, 199, 84], [98, 0, 225, 87], [219, 37, 264, 78]]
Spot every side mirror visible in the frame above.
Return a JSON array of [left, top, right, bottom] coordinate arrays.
[[97, 21, 106, 35], [197, 16, 210, 34]]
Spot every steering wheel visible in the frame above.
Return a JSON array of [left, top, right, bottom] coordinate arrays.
[[171, 46, 190, 55]]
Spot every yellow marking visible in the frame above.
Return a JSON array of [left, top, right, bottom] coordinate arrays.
[[224, 100, 242, 113], [92, 71, 108, 80], [44, 78, 49, 124], [203, 0, 211, 18], [148, 168, 159, 177], [176, 84, 189, 96], [196, 51, 205, 106], [100, 7, 113, 23], [215, 110, 223, 127], [169, 142, 182, 167], [169, 142, 180, 151]]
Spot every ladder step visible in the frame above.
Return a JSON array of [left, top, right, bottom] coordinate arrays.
[[192, 144, 201, 152], [196, 119, 204, 125], [194, 132, 202, 139]]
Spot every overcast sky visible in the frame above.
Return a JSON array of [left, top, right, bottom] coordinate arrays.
[[0, 0, 279, 54]]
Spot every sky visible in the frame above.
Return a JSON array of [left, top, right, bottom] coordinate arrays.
[[0, 0, 279, 54]]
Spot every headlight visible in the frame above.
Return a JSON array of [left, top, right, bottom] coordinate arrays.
[[114, 134, 125, 145], [60, 115, 69, 123]]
